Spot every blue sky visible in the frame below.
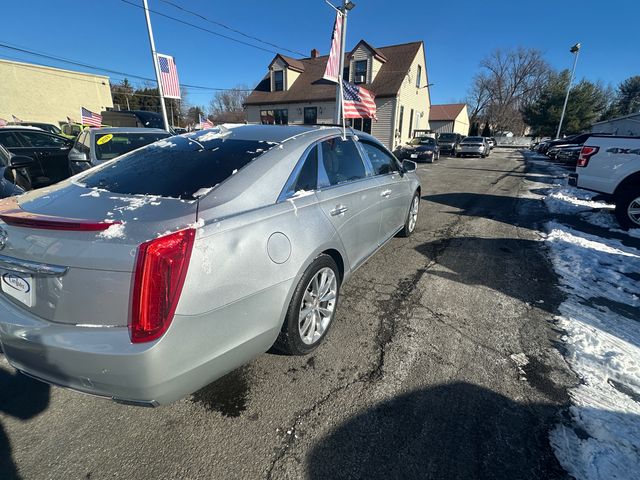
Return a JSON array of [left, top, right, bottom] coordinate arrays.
[[2, 0, 638, 107]]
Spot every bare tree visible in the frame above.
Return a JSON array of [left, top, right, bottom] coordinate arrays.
[[467, 48, 551, 134], [209, 85, 251, 123]]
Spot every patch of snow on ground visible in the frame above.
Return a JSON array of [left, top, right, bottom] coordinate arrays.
[[544, 187, 613, 215], [528, 161, 640, 478], [98, 222, 126, 239]]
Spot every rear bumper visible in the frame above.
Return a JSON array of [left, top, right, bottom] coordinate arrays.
[[0, 282, 288, 405]]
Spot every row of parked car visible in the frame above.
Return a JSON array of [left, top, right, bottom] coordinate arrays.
[[530, 133, 597, 167], [394, 133, 496, 163], [533, 132, 640, 230], [0, 125, 171, 198]]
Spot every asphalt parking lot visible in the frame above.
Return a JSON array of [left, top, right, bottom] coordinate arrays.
[[0, 148, 577, 480]]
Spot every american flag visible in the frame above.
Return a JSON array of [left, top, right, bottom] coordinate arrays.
[[199, 114, 213, 129], [11, 114, 22, 123], [157, 53, 181, 99], [342, 80, 377, 120], [322, 10, 343, 83], [81, 107, 102, 127]]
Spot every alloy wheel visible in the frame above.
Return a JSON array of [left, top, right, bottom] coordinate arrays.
[[408, 196, 419, 233], [628, 197, 640, 226], [298, 267, 337, 345]]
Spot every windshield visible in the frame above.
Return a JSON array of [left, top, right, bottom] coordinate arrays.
[[438, 133, 457, 141], [94, 132, 171, 160], [81, 135, 274, 200], [133, 111, 164, 129], [410, 137, 435, 146]]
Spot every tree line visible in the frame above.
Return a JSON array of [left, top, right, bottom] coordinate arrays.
[[110, 79, 250, 127], [466, 47, 640, 137]]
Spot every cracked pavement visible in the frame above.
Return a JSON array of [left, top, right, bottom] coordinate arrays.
[[0, 149, 576, 480]]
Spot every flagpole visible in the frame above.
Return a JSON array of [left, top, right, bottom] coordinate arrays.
[[142, 0, 170, 132], [334, 2, 348, 124]]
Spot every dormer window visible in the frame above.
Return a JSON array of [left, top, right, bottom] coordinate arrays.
[[273, 70, 284, 91], [354, 60, 367, 84]]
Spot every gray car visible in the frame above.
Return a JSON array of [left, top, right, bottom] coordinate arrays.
[[456, 136, 490, 158], [0, 124, 421, 406], [68, 127, 170, 174]]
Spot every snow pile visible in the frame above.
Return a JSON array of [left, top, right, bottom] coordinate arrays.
[[98, 222, 126, 239], [291, 189, 314, 199], [544, 186, 613, 215], [109, 195, 162, 212], [543, 224, 640, 478], [152, 139, 177, 149]]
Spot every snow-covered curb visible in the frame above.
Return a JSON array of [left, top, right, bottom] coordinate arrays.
[[523, 153, 640, 479]]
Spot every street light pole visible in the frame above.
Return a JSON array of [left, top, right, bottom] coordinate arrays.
[[556, 42, 581, 139], [142, 0, 170, 131]]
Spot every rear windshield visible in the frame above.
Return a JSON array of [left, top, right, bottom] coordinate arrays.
[[410, 137, 435, 146], [81, 135, 273, 200], [438, 134, 457, 141], [462, 137, 483, 143], [94, 132, 170, 160]]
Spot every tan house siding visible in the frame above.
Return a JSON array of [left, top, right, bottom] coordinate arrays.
[[393, 44, 430, 148], [0, 59, 113, 125], [453, 105, 469, 135], [371, 97, 396, 149]]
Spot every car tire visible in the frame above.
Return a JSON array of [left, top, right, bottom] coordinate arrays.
[[614, 187, 640, 230], [398, 191, 420, 238], [273, 255, 341, 355]]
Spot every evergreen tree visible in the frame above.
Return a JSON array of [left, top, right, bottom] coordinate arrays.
[[481, 122, 491, 137]]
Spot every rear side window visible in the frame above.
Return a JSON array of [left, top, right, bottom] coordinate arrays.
[[320, 138, 367, 186], [81, 136, 273, 200], [293, 146, 318, 192], [0, 131, 24, 148]]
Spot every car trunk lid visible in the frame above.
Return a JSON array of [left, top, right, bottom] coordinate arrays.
[[0, 183, 197, 327]]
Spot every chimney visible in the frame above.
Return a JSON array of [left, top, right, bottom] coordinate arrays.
[[311, 48, 320, 58]]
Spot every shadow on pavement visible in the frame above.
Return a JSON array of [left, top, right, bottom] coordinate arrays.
[[307, 382, 569, 480], [414, 236, 563, 315], [0, 363, 51, 480]]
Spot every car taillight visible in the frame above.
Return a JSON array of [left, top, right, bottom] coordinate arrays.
[[130, 229, 195, 343], [577, 146, 599, 168]]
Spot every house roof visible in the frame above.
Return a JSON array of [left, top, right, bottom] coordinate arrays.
[[592, 111, 640, 125], [429, 103, 467, 121], [269, 54, 305, 73], [244, 41, 423, 106], [348, 40, 387, 63]]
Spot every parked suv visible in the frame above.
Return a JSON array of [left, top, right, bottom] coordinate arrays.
[[569, 135, 640, 229], [437, 132, 463, 156]]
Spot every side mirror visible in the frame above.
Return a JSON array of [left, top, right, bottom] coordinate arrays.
[[68, 149, 89, 162], [8, 155, 36, 169], [402, 160, 417, 172]]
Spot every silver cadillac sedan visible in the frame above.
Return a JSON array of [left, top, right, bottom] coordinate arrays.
[[0, 125, 421, 406]]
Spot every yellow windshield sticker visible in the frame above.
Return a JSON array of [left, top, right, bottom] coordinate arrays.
[[96, 134, 113, 145]]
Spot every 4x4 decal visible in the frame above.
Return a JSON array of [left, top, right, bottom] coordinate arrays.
[[606, 147, 640, 155]]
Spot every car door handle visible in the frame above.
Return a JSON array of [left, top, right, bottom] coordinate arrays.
[[330, 205, 349, 216], [381, 189, 392, 197]]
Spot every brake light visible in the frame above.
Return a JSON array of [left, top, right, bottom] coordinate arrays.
[[130, 229, 195, 343], [577, 145, 599, 168]]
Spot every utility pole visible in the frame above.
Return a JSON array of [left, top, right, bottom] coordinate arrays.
[[556, 42, 581, 139], [333, 1, 354, 124], [142, 0, 170, 131]]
